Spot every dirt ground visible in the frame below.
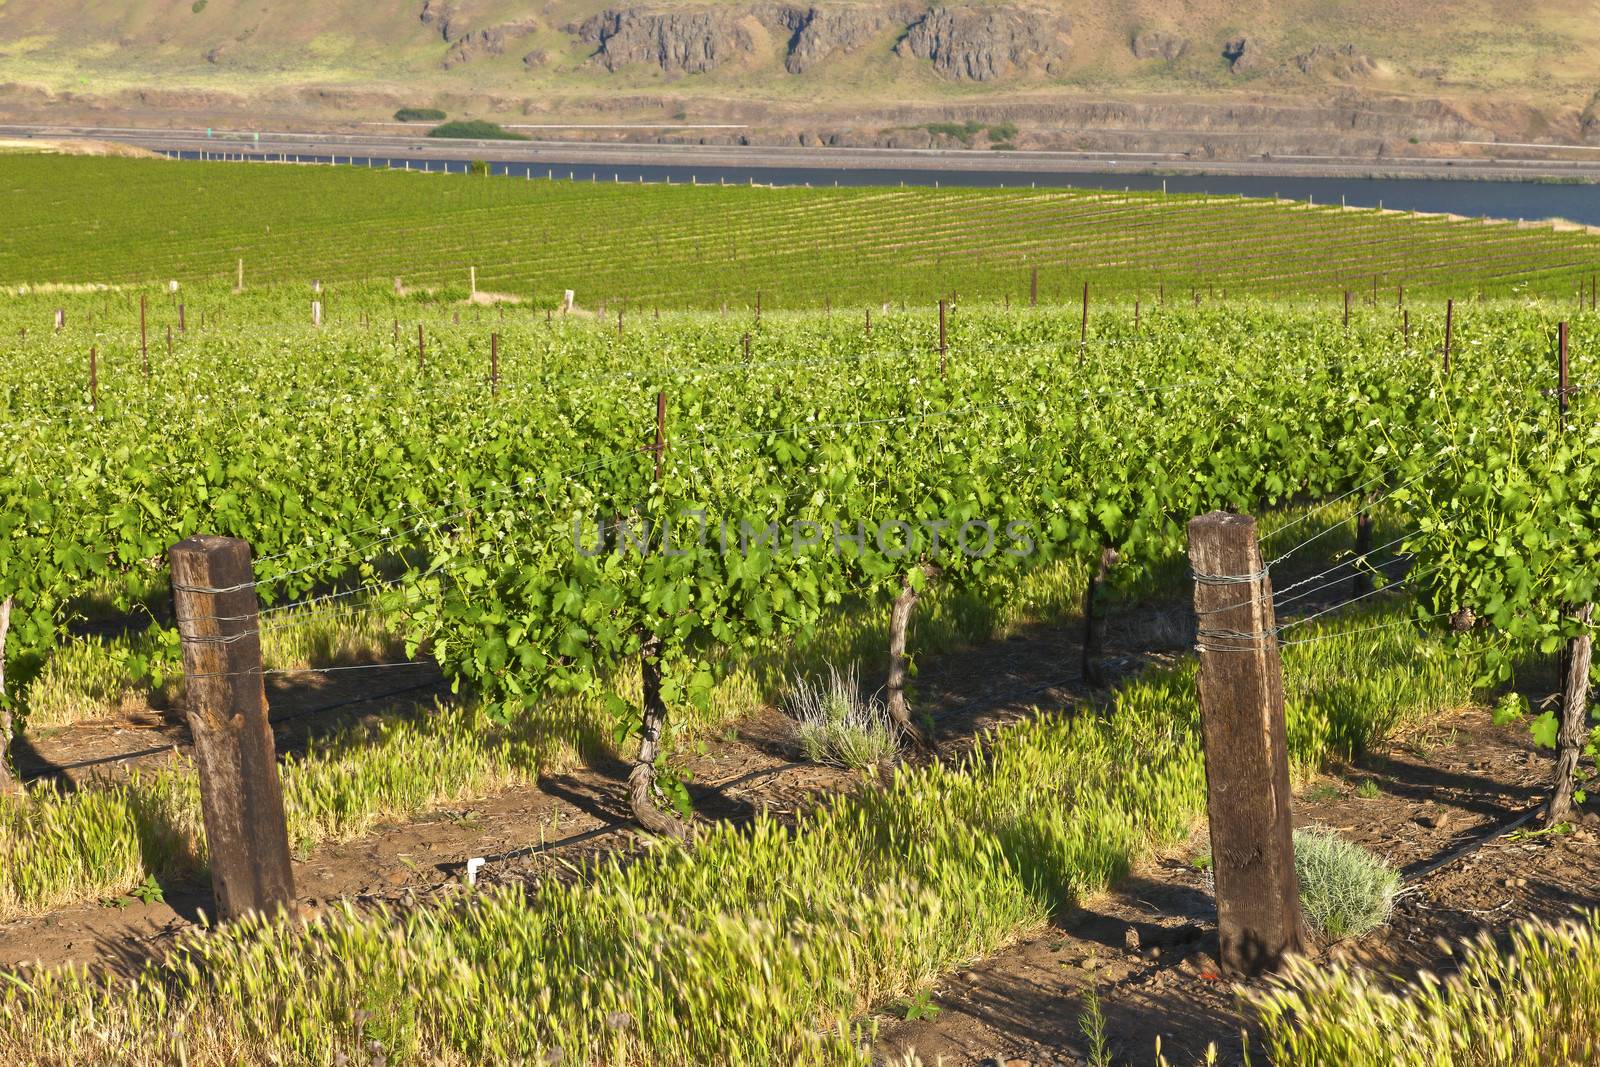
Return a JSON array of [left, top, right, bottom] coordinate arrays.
[[874, 702, 1600, 1066], [0, 598, 1118, 974], [2, 573, 1596, 1067]]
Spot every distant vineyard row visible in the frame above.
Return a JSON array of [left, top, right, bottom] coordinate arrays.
[[0, 156, 1597, 306]]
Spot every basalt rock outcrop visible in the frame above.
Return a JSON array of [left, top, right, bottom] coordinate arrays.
[[1223, 36, 1263, 74], [1293, 43, 1379, 80], [574, 8, 764, 74], [780, 5, 898, 74], [443, 17, 541, 68], [1131, 30, 1187, 62], [896, 6, 1071, 81], [565, 4, 1072, 82]]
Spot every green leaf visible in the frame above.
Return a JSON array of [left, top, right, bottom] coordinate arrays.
[[1530, 710, 1560, 750]]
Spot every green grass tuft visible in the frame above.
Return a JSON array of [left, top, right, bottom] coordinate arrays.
[[1294, 828, 1400, 942]]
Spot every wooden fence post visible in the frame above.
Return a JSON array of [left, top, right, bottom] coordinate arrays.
[[140, 295, 149, 377], [54, 308, 64, 331], [1030, 266, 1038, 307], [1550, 322, 1593, 822], [179, 304, 186, 333], [1080, 281, 1089, 351], [938, 299, 947, 379], [491, 331, 499, 397], [1343, 290, 1351, 330], [169, 536, 296, 921], [1443, 298, 1454, 374], [88, 346, 98, 411], [417, 324, 425, 373], [1187, 511, 1306, 978]]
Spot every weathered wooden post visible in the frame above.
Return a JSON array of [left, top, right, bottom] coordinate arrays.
[[1343, 290, 1351, 330], [1030, 266, 1038, 307], [140, 296, 149, 377], [417, 324, 425, 372], [179, 304, 186, 333], [491, 331, 500, 397], [0, 596, 14, 794], [88, 346, 98, 411], [54, 308, 64, 331], [1187, 511, 1306, 978], [169, 536, 296, 921], [1080, 281, 1089, 351], [1444, 298, 1454, 374], [1550, 321, 1594, 823], [938, 299, 947, 379]]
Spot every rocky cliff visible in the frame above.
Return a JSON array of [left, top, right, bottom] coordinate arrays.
[[896, 6, 1070, 81], [780, 5, 900, 74], [566, 4, 1072, 82], [576, 9, 735, 73]]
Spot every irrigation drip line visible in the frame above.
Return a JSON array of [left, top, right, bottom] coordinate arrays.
[[181, 659, 437, 683], [17, 679, 446, 784], [1401, 805, 1543, 885]]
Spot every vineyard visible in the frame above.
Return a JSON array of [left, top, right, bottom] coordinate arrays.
[[1, 155, 1600, 1065], [3, 155, 1600, 306]]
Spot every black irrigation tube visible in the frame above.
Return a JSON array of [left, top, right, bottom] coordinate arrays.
[[1401, 804, 1543, 885], [18, 676, 444, 784]]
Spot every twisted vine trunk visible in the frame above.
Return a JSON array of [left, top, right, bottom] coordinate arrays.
[[886, 567, 935, 748], [0, 597, 15, 794], [629, 638, 691, 840], [1548, 603, 1594, 824], [1350, 501, 1374, 598]]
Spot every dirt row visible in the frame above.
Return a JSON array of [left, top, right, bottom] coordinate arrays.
[[4, 576, 1597, 1067]]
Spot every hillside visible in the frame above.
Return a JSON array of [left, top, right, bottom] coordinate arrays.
[[0, 2, 1598, 158]]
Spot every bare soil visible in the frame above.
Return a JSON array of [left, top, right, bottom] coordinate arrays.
[[874, 703, 1600, 1066], [3, 568, 1595, 1067], [0, 583, 1157, 974]]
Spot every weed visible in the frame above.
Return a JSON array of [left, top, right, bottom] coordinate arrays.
[[1256, 913, 1600, 1064], [1294, 828, 1399, 941], [1080, 984, 1111, 1067], [785, 663, 900, 769], [896, 987, 941, 1022]]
